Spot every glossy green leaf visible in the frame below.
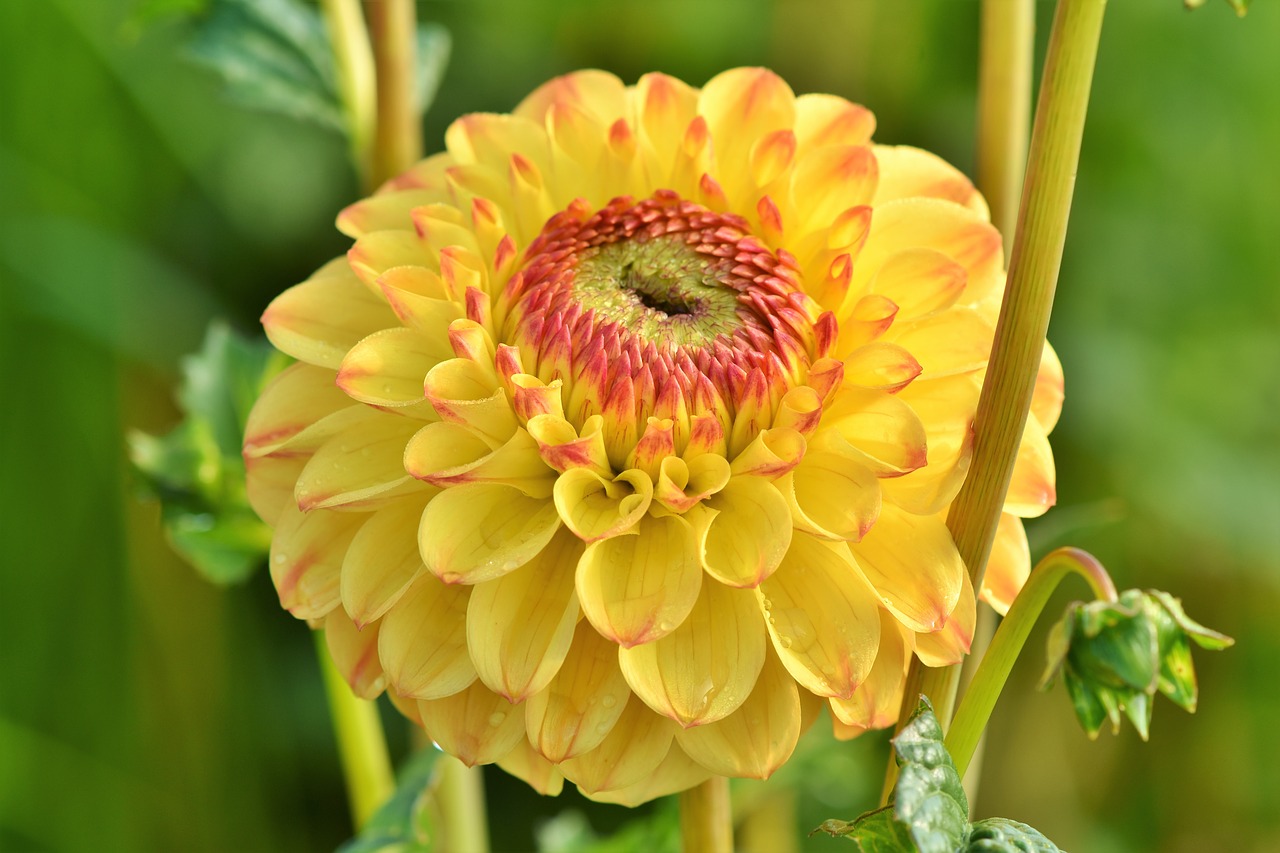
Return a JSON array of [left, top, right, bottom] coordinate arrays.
[[891, 699, 969, 853], [811, 807, 916, 852], [966, 818, 1061, 852], [338, 746, 441, 853]]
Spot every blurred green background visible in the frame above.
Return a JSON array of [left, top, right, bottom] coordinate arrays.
[[2, 0, 1276, 850]]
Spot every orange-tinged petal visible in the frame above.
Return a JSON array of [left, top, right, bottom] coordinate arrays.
[[406, 425, 555, 498], [1004, 415, 1056, 518], [295, 416, 424, 511], [1033, 342, 1064, 433], [418, 680, 525, 767], [323, 612, 386, 700], [849, 504, 963, 633], [841, 342, 922, 393], [654, 453, 731, 513], [262, 259, 397, 369], [819, 388, 927, 477], [525, 620, 631, 763], [376, 266, 466, 334], [867, 247, 967, 321], [378, 574, 475, 699], [888, 307, 994, 380], [269, 503, 365, 620], [424, 358, 519, 448], [634, 72, 700, 185], [619, 581, 766, 727], [337, 188, 451, 238], [581, 743, 711, 806], [793, 93, 875, 155], [828, 614, 911, 735], [245, 452, 307, 525], [883, 373, 980, 515], [496, 740, 564, 797], [419, 483, 561, 584], [913, 569, 976, 667], [728, 427, 806, 479], [243, 363, 350, 459], [341, 497, 429, 627], [788, 145, 878, 235], [981, 513, 1030, 615], [698, 68, 796, 184], [558, 693, 675, 794], [337, 327, 452, 414], [466, 529, 582, 702], [527, 413, 612, 475], [576, 514, 702, 647], [757, 533, 880, 699], [553, 467, 653, 542], [675, 649, 800, 779], [695, 476, 792, 587], [872, 145, 987, 216], [514, 69, 628, 128], [779, 445, 881, 541]]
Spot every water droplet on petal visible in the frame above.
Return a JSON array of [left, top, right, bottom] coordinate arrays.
[[488, 712, 506, 726]]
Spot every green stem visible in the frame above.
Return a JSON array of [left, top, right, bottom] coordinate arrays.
[[435, 755, 490, 853], [946, 547, 1117, 778], [320, 0, 377, 189], [314, 632, 394, 828], [976, 0, 1036, 246], [680, 776, 733, 853], [364, 0, 423, 187]]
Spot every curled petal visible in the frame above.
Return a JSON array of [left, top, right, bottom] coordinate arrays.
[[554, 467, 653, 542], [243, 363, 351, 459], [406, 425, 555, 498], [757, 533, 880, 699], [341, 497, 429, 627], [418, 680, 525, 767], [338, 327, 452, 415], [466, 529, 582, 702], [576, 514, 702, 647], [779, 444, 881, 541], [262, 259, 397, 369], [981, 513, 1030, 615], [913, 569, 975, 667], [819, 388, 927, 477], [828, 615, 911, 736], [728, 427, 806, 479], [524, 620, 631, 763], [619, 580, 766, 727], [654, 454, 731, 513], [527, 413, 612, 475], [695, 476, 792, 588], [269, 503, 364, 620], [559, 693, 675, 795], [295, 416, 424, 511], [379, 574, 475, 699], [419, 483, 561, 584], [772, 386, 823, 436], [337, 188, 451, 238], [849, 504, 963, 633], [424, 358, 519, 447], [888, 308, 994, 380], [675, 650, 800, 779], [323, 612, 386, 700]]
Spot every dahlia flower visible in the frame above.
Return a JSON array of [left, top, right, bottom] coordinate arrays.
[[243, 68, 1060, 804]]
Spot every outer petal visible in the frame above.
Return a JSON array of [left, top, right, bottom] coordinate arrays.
[[913, 569, 976, 668], [757, 533, 881, 699], [243, 363, 350, 458], [245, 453, 307, 525], [695, 476, 792, 588], [466, 529, 582, 702], [581, 744, 711, 807], [378, 574, 476, 699], [524, 620, 631, 763], [419, 483, 561, 584], [496, 740, 564, 797], [1004, 415, 1057, 518], [675, 649, 800, 779], [576, 514, 702, 647], [792, 93, 876, 155], [848, 504, 964, 633], [828, 614, 911, 736], [698, 68, 796, 198], [262, 259, 397, 369], [323, 612, 386, 700], [418, 680, 525, 767], [337, 327, 453, 413], [980, 513, 1030, 615], [887, 308, 994, 380], [818, 389, 928, 477], [558, 693, 675, 795], [872, 145, 987, 216], [883, 373, 981, 515], [778, 444, 881, 541], [269, 503, 365, 620], [341, 497, 429, 626], [294, 416, 424, 511], [1032, 342, 1065, 433], [618, 581, 766, 727], [865, 247, 967, 322]]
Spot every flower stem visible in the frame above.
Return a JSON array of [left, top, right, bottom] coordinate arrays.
[[946, 547, 1117, 778], [313, 632, 394, 828], [435, 755, 490, 853], [976, 0, 1036, 246], [680, 776, 733, 853], [320, 0, 377, 189], [364, 0, 423, 187]]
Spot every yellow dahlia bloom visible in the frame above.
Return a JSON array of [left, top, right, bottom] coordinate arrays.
[[244, 68, 1060, 804]]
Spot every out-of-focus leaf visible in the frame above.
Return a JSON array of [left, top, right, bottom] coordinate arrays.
[[415, 23, 450, 115], [337, 746, 441, 853], [535, 802, 680, 853], [1183, 0, 1249, 15], [966, 818, 1061, 852], [186, 0, 343, 130], [129, 320, 286, 584]]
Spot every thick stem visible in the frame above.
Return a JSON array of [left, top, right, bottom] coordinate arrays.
[[314, 632, 394, 828], [976, 0, 1036, 245], [680, 776, 733, 853], [435, 756, 490, 853], [946, 548, 1117, 777], [320, 0, 377, 189], [364, 0, 423, 187]]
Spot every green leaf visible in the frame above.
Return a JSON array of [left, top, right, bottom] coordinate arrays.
[[186, 0, 344, 130], [414, 24, 451, 116], [536, 802, 680, 853], [811, 807, 917, 852], [891, 699, 969, 853], [338, 746, 442, 853], [966, 818, 1061, 852]]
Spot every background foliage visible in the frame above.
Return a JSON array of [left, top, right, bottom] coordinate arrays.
[[1, 1, 1275, 850]]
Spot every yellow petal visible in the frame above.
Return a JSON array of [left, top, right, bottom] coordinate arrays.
[[779, 444, 881, 541], [757, 533, 880, 699], [418, 680, 525, 767], [524, 620, 631, 763], [375, 265, 467, 334], [243, 363, 350, 459], [245, 452, 307, 525], [888, 307, 994, 380], [419, 483, 562, 584], [867, 247, 967, 322], [849, 504, 963, 633], [337, 188, 451, 238], [526, 413, 612, 476], [424, 357, 519, 448], [558, 693, 675, 795], [405, 424, 555, 498], [819, 388, 927, 476], [341, 497, 428, 627], [1005, 415, 1057, 518], [728, 427, 806, 479], [882, 373, 981, 515], [633, 72, 700, 186], [654, 453, 731, 513], [1032, 341, 1065, 433], [378, 574, 475, 699], [793, 93, 875, 155], [553, 467, 653, 542], [828, 614, 911, 735], [698, 68, 796, 187], [347, 230, 436, 291], [294, 415, 424, 511], [581, 743, 711, 807], [619, 580, 766, 727], [841, 342, 922, 393], [323, 612, 386, 700], [262, 259, 397, 369], [466, 529, 582, 702], [675, 649, 800, 779], [337, 327, 452, 415], [872, 145, 987, 216], [913, 569, 975, 667], [788, 145, 878, 236], [269, 503, 365, 620], [514, 69, 627, 129], [496, 739, 564, 797], [696, 476, 792, 588], [981, 513, 1030, 615], [576, 514, 702, 647]]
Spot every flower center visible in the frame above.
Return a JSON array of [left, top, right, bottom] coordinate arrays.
[[502, 191, 833, 430]]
